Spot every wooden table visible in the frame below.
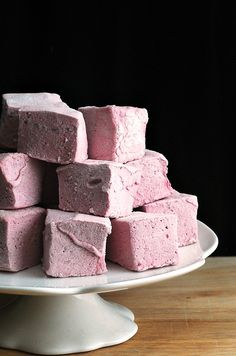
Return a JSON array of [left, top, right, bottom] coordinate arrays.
[[0, 257, 235, 356]]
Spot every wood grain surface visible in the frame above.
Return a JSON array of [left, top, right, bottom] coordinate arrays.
[[0, 257, 236, 356]]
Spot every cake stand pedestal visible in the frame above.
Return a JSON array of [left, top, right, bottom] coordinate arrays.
[[0, 294, 137, 355], [0, 221, 218, 355]]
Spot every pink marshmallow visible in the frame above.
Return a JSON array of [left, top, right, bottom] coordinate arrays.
[[0, 207, 46, 272], [43, 209, 111, 277], [141, 190, 198, 246], [106, 211, 178, 271], [78, 105, 148, 163], [0, 153, 45, 209], [0, 93, 63, 149], [126, 150, 172, 207], [57, 160, 141, 218], [18, 104, 88, 164]]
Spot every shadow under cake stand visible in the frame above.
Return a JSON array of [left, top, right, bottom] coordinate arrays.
[[0, 220, 218, 355]]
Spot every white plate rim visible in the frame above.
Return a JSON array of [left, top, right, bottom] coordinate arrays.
[[0, 220, 218, 296]]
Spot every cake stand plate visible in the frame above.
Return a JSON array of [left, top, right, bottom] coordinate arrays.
[[0, 221, 218, 355]]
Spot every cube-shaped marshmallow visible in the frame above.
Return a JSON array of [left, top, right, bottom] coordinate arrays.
[[57, 160, 141, 218], [141, 190, 198, 246], [106, 211, 178, 271], [18, 104, 88, 164], [78, 105, 148, 163], [0, 207, 46, 272], [43, 209, 112, 277], [126, 150, 172, 207], [0, 153, 45, 209], [0, 93, 63, 149]]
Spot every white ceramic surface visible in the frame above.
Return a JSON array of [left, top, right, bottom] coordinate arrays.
[[0, 221, 217, 296], [0, 220, 218, 355], [0, 294, 138, 355]]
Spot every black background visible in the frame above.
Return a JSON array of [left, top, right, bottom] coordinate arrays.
[[0, 2, 235, 255]]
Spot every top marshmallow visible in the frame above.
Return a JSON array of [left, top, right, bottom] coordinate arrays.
[[79, 105, 148, 163], [17, 104, 88, 164], [0, 93, 63, 149]]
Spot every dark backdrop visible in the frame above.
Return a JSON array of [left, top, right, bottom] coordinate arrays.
[[0, 2, 235, 255]]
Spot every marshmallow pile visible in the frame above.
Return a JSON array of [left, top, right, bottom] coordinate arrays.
[[0, 93, 198, 277]]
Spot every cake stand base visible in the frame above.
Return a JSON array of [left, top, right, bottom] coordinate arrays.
[[0, 293, 138, 355]]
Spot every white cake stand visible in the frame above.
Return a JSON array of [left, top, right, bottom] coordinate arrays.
[[0, 220, 218, 355]]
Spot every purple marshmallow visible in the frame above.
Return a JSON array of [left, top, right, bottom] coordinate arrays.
[[126, 150, 172, 207], [43, 209, 111, 277], [106, 212, 178, 271], [0, 93, 63, 149], [0, 207, 46, 272], [0, 153, 45, 209], [57, 159, 141, 218], [18, 104, 88, 164], [141, 190, 198, 246], [79, 105, 148, 163]]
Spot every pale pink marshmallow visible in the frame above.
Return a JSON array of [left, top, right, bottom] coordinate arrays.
[[0, 207, 46, 272], [78, 105, 148, 163], [43, 209, 111, 277], [0, 93, 63, 149], [141, 190, 198, 246], [0, 153, 45, 209], [57, 160, 141, 218], [106, 211, 178, 271], [126, 150, 172, 207], [18, 104, 88, 164]]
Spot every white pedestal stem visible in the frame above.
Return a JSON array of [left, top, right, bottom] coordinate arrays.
[[0, 293, 138, 355]]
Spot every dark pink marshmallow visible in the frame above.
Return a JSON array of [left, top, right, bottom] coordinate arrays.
[[126, 150, 172, 207], [0, 153, 45, 209], [18, 104, 88, 164], [141, 190, 198, 246], [43, 209, 111, 277], [106, 211, 178, 271], [0, 93, 63, 149], [0, 207, 46, 272], [57, 160, 141, 218], [79, 105, 148, 163]]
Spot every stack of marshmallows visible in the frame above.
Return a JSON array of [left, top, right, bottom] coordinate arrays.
[[0, 93, 198, 277]]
